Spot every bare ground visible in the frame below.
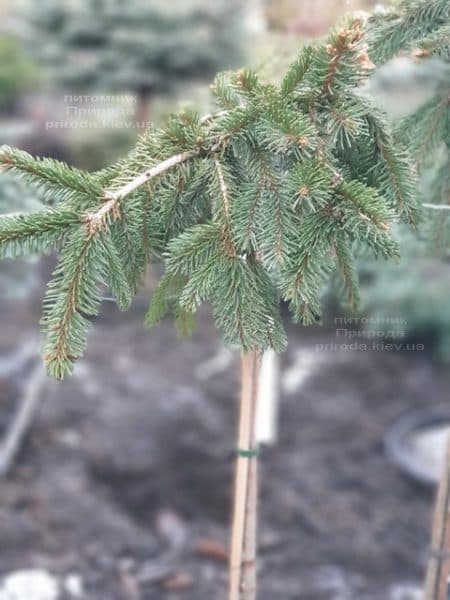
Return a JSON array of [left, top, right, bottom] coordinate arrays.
[[0, 298, 447, 599]]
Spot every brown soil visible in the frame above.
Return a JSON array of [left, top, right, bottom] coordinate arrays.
[[0, 298, 446, 599]]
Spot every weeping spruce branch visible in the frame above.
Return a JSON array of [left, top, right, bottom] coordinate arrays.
[[0, 16, 420, 382], [1, 4, 446, 599], [0, 3, 446, 600], [367, 0, 450, 250]]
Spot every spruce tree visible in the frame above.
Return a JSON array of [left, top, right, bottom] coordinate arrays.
[[0, 17, 419, 599]]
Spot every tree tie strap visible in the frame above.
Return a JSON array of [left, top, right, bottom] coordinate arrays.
[[237, 447, 259, 458]]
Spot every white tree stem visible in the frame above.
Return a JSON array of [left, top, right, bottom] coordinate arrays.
[[105, 151, 195, 202], [102, 109, 228, 204]]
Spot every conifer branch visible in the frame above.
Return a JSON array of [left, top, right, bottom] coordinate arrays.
[[366, 0, 449, 248], [0, 146, 101, 198], [214, 157, 237, 258], [0, 16, 423, 374], [378, 140, 418, 225], [334, 242, 359, 311], [84, 198, 122, 235], [367, 0, 449, 63], [0, 209, 79, 258], [323, 24, 363, 95], [100, 110, 228, 207], [83, 151, 199, 234], [201, 110, 228, 124], [214, 158, 232, 220], [44, 233, 96, 375], [42, 227, 108, 379], [406, 95, 450, 164]]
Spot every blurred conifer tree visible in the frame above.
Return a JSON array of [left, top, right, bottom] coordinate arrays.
[[19, 0, 244, 123]]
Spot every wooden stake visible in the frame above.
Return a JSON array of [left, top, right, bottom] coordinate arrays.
[[424, 432, 450, 600], [241, 351, 260, 600], [0, 361, 46, 478], [229, 351, 260, 600]]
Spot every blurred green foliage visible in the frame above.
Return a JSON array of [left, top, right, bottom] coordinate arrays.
[[0, 173, 42, 299], [69, 128, 136, 171], [0, 35, 39, 114], [14, 0, 245, 169], [358, 228, 450, 361], [19, 0, 244, 96]]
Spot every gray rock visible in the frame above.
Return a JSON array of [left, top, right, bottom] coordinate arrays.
[[0, 570, 59, 600]]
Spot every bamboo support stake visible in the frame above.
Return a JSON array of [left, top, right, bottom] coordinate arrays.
[[241, 351, 261, 600], [0, 361, 47, 477], [424, 432, 450, 600], [229, 351, 260, 600], [241, 453, 258, 600]]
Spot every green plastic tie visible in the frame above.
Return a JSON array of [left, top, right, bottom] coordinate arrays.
[[237, 446, 259, 458]]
